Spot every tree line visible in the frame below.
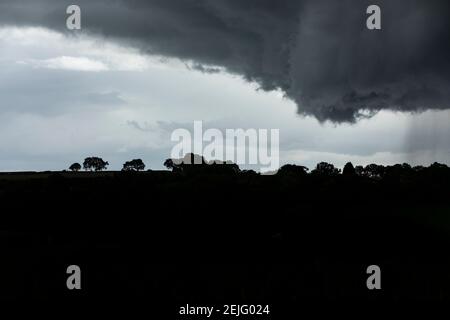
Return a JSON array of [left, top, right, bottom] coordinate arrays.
[[69, 157, 143, 172], [68, 154, 450, 180]]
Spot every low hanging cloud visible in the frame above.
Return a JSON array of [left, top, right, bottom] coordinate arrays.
[[2, 0, 450, 122]]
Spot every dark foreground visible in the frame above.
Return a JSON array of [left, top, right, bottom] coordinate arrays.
[[1, 166, 450, 305]]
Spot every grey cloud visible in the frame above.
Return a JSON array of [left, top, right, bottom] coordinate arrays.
[[0, 63, 125, 115], [126, 120, 179, 133], [2, 0, 450, 122], [186, 63, 223, 74]]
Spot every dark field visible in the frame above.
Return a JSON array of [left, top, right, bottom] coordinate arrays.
[[1, 165, 450, 303]]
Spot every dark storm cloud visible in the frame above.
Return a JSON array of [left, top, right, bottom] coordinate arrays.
[[2, 0, 450, 122]]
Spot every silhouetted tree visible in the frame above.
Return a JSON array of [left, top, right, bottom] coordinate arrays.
[[311, 162, 341, 176], [122, 159, 146, 171], [385, 163, 413, 179], [342, 162, 356, 177], [426, 162, 450, 183], [277, 164, 309, 176], [429, 162, 449, 170], [241, 169, 258, 176], [69, 163, 81, 172], [355, 165, 365, 177], [165, 154, 206, 172], [83, 157, 109, 171], [164, 158, 182, 173], [362, 164, 386, 179], [163, 158, 174, 170], [208, 160, 241, 174]]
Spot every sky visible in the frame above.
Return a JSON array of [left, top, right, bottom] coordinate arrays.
[[0, 1, 450, 172]]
